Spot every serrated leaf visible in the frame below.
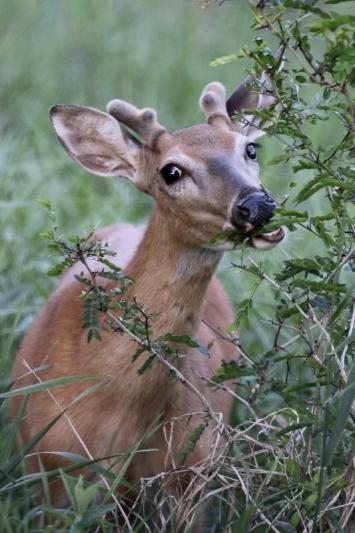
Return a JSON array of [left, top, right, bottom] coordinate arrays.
[[137, 354, 156, 375], [163, 333, 207, 352], [296, 177, 355, 203], [293, 279, 346, 294], [175, 424, 206, 463], [87, 329, 102, 343], [212, 360, 255, 383]]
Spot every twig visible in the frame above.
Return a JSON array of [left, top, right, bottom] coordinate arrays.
[[22, 360, 133, 532], [106, 310, 227, 436], [202, 318, 254, 365], [340, 301, 355, 369]]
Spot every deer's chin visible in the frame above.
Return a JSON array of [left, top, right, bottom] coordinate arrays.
[[249, 227, 285, 250], [204, 240, 239, 252]]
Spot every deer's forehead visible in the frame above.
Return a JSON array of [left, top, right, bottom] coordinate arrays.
[[171, 124, 237, 151], [157, 127, 250, 171], [156, 125, 248, 166]]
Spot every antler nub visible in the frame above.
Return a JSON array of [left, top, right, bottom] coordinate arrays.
[[199, 82, 231, 129], [107, 99, 166, 146]]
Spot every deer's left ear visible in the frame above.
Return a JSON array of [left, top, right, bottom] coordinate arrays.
[[49, 104, 142, 182], [226, 73, 275, 140]]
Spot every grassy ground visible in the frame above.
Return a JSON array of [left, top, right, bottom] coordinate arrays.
[[1, 0, 352, 530]]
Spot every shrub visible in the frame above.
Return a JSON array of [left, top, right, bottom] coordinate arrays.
[[1, 1, 354, 531]]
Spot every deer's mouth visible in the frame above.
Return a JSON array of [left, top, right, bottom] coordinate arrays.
[[208, 225, 285, 251], [249, 227, 285, 250]]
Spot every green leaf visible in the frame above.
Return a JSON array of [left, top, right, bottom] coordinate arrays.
[[81, 504, 116, 526], [137, 354, 157, 375], [0, 410, 66, 480], [274, 208, 308, 218], [175, 423, 206, 463], [210, 53, 240, 67], [277, 421, 314, 437], [335, 332, 355, 354], [293, 280, 346, 294], [47, 258, 74, 276], [287, 458, 301, 483], [325, 0, 354, 4], [163, 333, 209, 355], [324, 359, 355, 466], [74, 476, 102, 515], [261, 209, 308, 232], [305, 493, 318, 509], [36, 198, 53, 210], [60, 471, 77, 509], [87, 329, 102, 343], [296, 177, 355, 203], [212, 360, 255, 383], [290, 512, 301, 528], [295, 74, 307, 83], [232, 505, 256, 532], [39, 231, 53, 240], [275, 258, 320, 281], [0, 374, 102, 399], [283, 381, 317, 395]]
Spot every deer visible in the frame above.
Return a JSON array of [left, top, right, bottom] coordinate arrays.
[[11, 77, 285, 510]]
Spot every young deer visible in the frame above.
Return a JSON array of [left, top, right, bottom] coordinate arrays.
[[12, 78, 284, 505]]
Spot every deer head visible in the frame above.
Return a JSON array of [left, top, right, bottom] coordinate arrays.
[[49, 77, 285, 251]]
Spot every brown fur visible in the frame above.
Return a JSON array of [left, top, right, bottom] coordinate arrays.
[[11, 216, 237, 503], [11, 80, 280, 506]]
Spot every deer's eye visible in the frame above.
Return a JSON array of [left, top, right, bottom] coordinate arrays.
[[160, 164, 183, 185], [246, 143, 258, 160]]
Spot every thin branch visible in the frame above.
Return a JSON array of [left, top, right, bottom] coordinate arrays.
[[22, 360, 133, 532]]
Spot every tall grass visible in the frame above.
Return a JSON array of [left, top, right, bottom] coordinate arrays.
[[1, 0, 353, 531]]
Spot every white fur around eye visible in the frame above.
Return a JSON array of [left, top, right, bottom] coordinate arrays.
[[172, 179, 187, 195], [164, 176, 202, 202]]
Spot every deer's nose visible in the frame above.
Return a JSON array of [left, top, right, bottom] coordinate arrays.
[[232, 191, 277, 228]]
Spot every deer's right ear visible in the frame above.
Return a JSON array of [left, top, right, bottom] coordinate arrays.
[[49, 105, 141, 182], [226, 73, 275, 140]]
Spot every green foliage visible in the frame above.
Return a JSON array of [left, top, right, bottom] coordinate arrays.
[[175, 423, 207, 463], [0, 0, 354, 531], [208, 1, 355, 530]]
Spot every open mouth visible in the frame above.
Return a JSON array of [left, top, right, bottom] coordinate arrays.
[[209, 225, 285, 251], [254, 227, 285, 243], [249, 226, 285, 250]]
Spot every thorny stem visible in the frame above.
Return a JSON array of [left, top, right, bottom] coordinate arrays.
[[105, 309, 227, 435], [248, 259, 309, 319], [76, 253, 228, 438], [202, 318, 254, 365]]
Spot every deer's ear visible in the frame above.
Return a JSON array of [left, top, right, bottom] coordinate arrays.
[[49, 105, 141, 182], [226, 73, 275, 140]]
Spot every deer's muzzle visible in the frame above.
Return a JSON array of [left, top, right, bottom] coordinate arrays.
[[232, 191, 277, 229]]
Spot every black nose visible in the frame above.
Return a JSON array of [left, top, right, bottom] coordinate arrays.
[[232, 191, 277, 228]]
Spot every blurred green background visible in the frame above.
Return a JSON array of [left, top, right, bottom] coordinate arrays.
[[0, 0, 331, 374]]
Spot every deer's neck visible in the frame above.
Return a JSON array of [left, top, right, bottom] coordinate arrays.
[[125, 208, 223, 338]]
